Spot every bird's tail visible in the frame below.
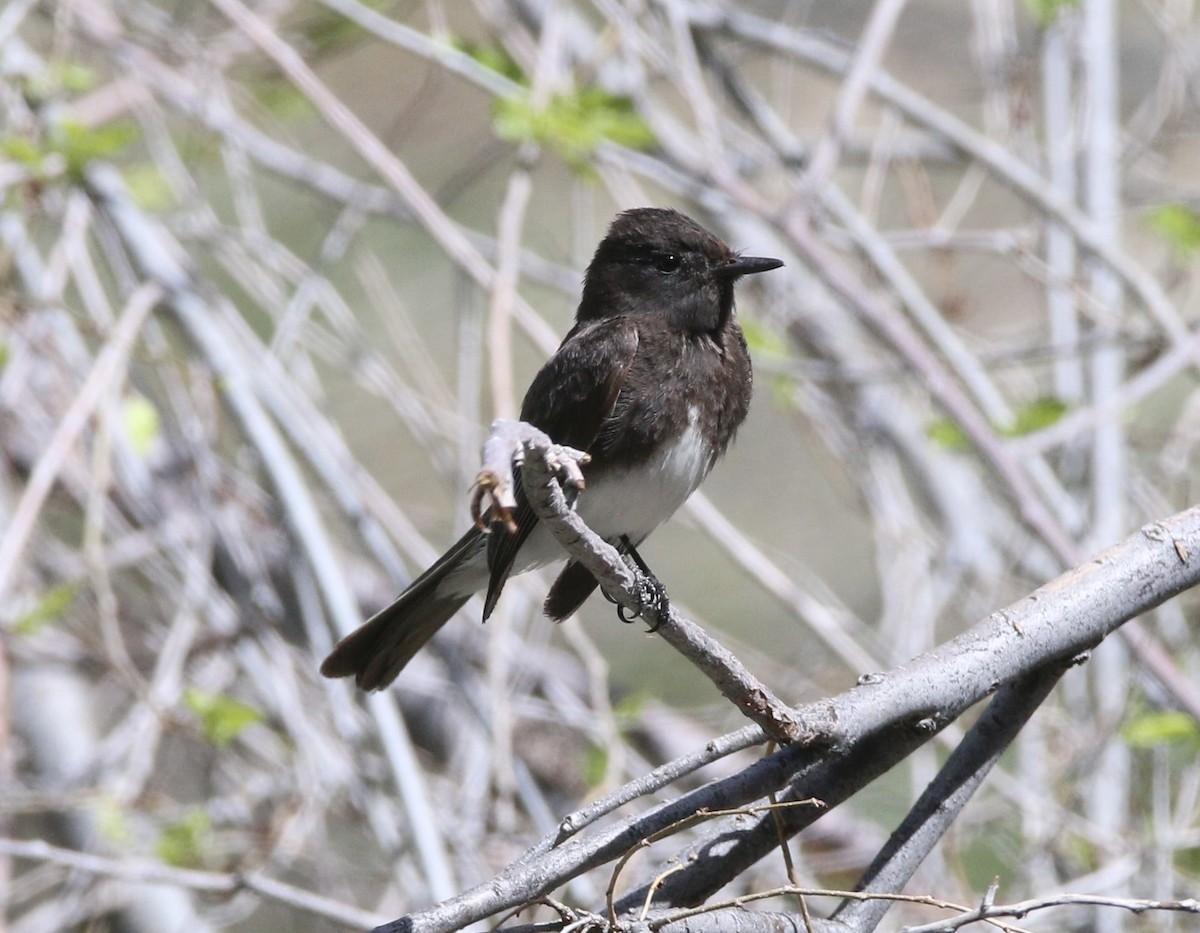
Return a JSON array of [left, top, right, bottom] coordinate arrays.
[[320, 529, 483, 690]]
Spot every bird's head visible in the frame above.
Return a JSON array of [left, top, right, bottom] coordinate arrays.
[[578, 208, 783, 332]]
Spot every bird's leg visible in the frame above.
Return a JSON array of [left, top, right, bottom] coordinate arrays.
[[608, 536, 670, 631]]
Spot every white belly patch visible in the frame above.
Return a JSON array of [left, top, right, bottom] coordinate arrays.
[[513, 406, 713, 574], [579, 407, 712, 542]]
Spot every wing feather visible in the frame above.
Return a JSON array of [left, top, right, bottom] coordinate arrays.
[[483, 318, 639, 617]]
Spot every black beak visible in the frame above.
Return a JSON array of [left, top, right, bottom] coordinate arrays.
[[716, 255, 785, 279]]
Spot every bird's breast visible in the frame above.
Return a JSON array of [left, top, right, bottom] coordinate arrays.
[[578, 405, 713, 543]]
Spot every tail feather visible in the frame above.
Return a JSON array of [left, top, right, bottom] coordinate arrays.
[[543, 560, 600, 620], [320, 528, 484, 690], [320, 589, 471, 690]]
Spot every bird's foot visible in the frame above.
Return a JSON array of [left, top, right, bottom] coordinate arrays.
[[470, 420, 590, 532], [607, 538, 670, 631], [619, 574, 669, 631]]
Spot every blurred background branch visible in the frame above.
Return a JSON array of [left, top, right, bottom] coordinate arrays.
[[2, 1, 1199, 931]]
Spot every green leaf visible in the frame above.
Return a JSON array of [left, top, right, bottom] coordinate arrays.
[[52, 119, 140, 177], [1176, 846, 1200, 876], [1122, 711, 1200, 749], [612, 691, 648, 724], [769, 374, 799, 407], [930, 398, 1068, 452], [94, 795, 134, 848], [13, 581, 80, 635], [156, 809, 211, 868], [122, 393, 161, 457], [1148, 204, 1200, 258], [0, 343, 9, 372], [254, 82, 317, 123], [123, 164, 173, 211], [184, 688, 263, 747], [2, 135, 44, 168], [56, 63, 98, 93], [1024, 0, 1080, 27], [451, 38, 526, 84], [493, 87, 655, 170], [741, 318, 790, 360], [296, 4, 375, 54], [584, 744, 609, 787], [928, 419, 971, 452], [1006, 397, 1069, 436]]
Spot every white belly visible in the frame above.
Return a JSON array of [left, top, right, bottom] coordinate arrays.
[[515, 407, 713, 571]]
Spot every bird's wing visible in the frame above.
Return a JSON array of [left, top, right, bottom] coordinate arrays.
[[483, 317, 639, 618]]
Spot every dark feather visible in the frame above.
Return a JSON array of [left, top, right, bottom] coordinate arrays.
[[543, 560, 601, 620], [321, 528, 484, 689], [484, 318, 640, 616]]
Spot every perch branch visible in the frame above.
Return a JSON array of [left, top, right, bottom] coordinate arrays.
[[468, 420, 801, 743], [383, 507, 1200, 933]]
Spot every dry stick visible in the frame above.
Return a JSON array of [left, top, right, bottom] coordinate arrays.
[[387, 502, 1200, 933], [522, 448, 803, 746], [629, 30, 1200, 719], [691, 37, 1084, 547], [606, 34, 1200, 722], [698, 7, 1191, 349], [487, 5, 561, 420], [771, 211, 1200, 723], [202, 0, 561, 356], [83, 164, 458, 902], [0, 282, 161, 605], [640, 889, 1200, 933], [615, 510, 1200, 916], [800, 0, 909, 189], [0, 837, 386, 930], [513, 723, 766, 863], [897, 891, 1200, 933], [603, 802, 823, 928], [825, 661, 1067, 933], [473, 421, 802, 744], [775, 210, 1077, 564], [100, 40, 577, 294]]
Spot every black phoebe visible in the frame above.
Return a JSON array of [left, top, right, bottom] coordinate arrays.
[[321, 208, 783, 689]]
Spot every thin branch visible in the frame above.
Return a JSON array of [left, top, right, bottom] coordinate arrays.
[[697, 7, 1191, 348], [613, 508, 1200, 913], [473, 420, 802, 743], [899, 891, 1200, 933], [0, 837, 387, 930], [0, 282, 161, 605], [516, 428, 804, 744], [82, 163, 458, 902], [828, 662, 1066, 932]]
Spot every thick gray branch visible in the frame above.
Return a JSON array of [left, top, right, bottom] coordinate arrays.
[[380, 508, 1200, 933]]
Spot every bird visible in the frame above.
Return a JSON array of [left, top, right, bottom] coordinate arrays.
[[321, 207, 783, 690]]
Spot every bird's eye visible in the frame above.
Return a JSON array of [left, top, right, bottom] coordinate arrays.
[[654, 253, 681, 273]]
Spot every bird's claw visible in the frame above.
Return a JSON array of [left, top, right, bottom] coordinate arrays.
[[624, 570, 672, 628], [609, 538, 669, 631]]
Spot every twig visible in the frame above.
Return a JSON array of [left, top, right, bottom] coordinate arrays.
[[613, 508, 1200, 912], [0, 282, 161, 606], [800, 0, 909, 189], [698, 8, 1191, 349], [828, 662, 1067, 932], [469, 419, 801, 741], [202, 0, 562, 355], [899, 891, 1200, 933], [0, 836, 387, 930], [83, 163, 458, 902], [513, 427, 804, 744]]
